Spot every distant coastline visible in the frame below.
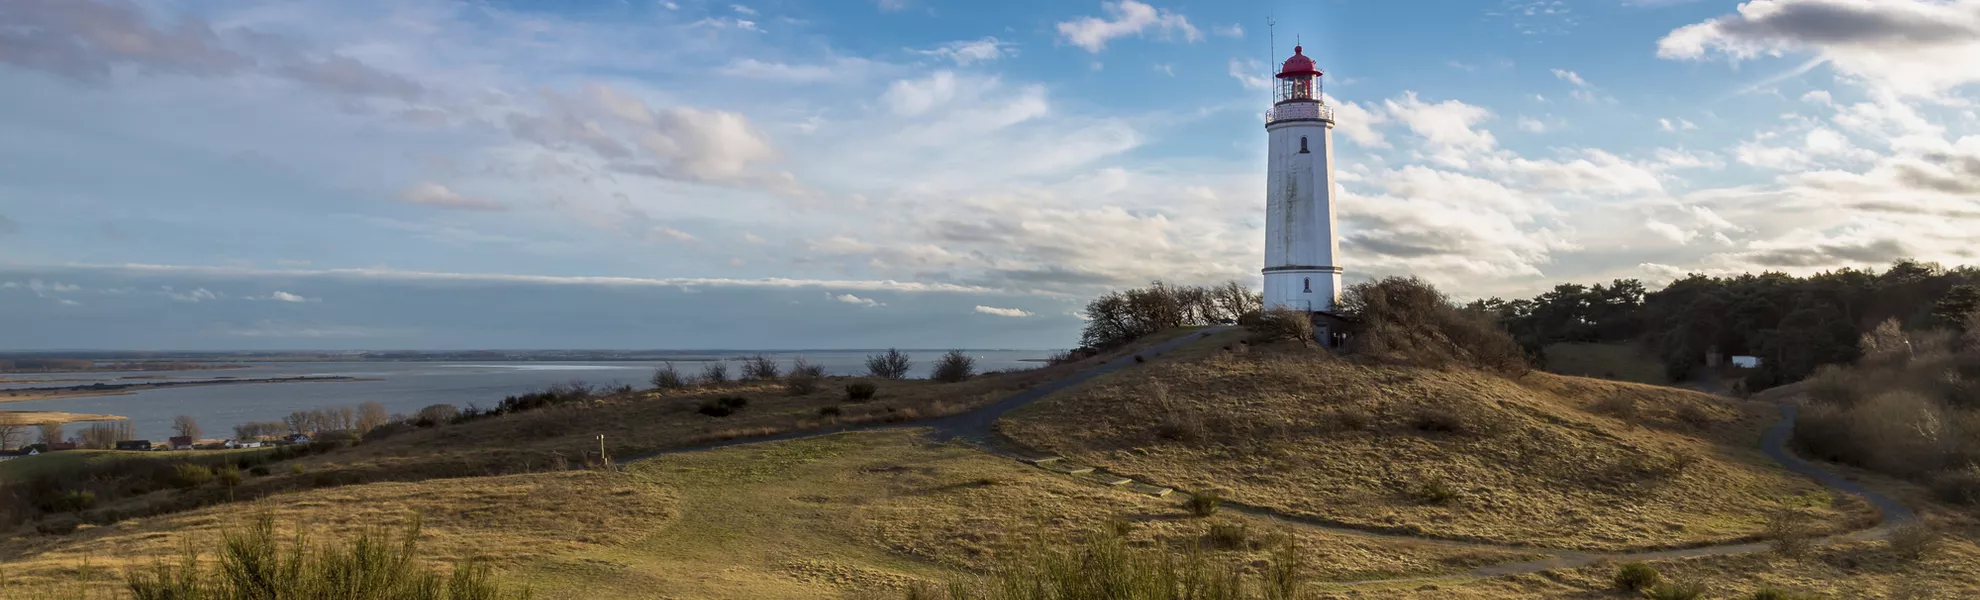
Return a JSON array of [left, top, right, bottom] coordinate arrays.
[[0, 376, 371, 403]]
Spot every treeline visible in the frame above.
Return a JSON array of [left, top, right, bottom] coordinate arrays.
[[1470, 259, 1980, 388], [1080, 281, 1261, 350]]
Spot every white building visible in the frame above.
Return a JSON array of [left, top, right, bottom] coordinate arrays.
[[1261, 46, 1343, 316]]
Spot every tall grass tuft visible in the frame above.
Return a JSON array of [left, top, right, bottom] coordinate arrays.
[[924, 527, 1286, 600], [123, 513, 531, 600]]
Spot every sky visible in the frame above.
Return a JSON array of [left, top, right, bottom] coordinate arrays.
[[1, 0, 1978, 350]]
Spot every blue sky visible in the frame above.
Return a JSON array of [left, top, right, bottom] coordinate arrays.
[[2, 0, 1978, 350]]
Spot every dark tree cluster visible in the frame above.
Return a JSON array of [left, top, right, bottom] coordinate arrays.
[[1470, 259, 1980, 388]]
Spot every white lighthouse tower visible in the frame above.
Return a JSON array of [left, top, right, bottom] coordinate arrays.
[[1261, 45, 1341, 316]]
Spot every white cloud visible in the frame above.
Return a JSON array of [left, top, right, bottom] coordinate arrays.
[[831, 293, 883, 307], [915, 37, 1015, 66], [1551, 68, 1600, 101], [1213, 23, 1245, 38], [396, 182, 506, 211], [1056, 1, 1202, 53], [257, 291, 313, 302], [1656, 0, 1980, 96], [1518, 117, 1550, 133], [717, 57, 879, 82], [882, 71, 961, 117], [166, 287, 220, 303], [506, 84, 785, 187], [1659, 118, 1699, 132], [1645, 219, 1695, 243], [974, 305, 1033, 317], [731, 4, 757, 16], [1228, 59, 1272, 90]]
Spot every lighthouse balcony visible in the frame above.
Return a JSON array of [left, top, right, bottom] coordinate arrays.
[[1266, 103, 1334, 125]]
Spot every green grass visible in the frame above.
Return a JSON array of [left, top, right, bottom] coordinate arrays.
[[1543, 342, 1670, 385], [0, 449, 272, 483]]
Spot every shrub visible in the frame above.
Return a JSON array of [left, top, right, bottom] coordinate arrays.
[[249, 465, 271, 477], [1749, 587, 1823, 600], [1886, 522, 1943, 561], [1204, 522, 1249, 549], [1154, 409, 1205, 443], [931, 350, 975, 383], [1612, 562, 1660, 591], [700, 362, 731, 384], [1590, 394, 1641, 421], [214, 465, 243, 488], [1644, 580, 1706, 600], [122, 513, 531, 600], [1251, 307, 1315, 344], [1675, 403, 1715, 427], [1338, 276, 1528, 375], [866, 348, 913, 380], [819, 406, 843, 417], [1409, 478, 1458, 505], [416, 403, 460, 427], [1410, 406, 1465, 433], [785, 358, 825, 395], [846, 382, 878, 401], [742, 354, 781, 381], [699, 396, 749, 417], [1933, 464, 1980, 505], [169, 463, 215, 489], [650, 362, 687, 390], [1185, 490, 1221, 517], [290, 463, 307, 475], [53, 490, 95, 513], [1764, 508, 1818, 558]]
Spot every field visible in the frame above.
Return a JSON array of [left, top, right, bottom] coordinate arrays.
[[1, 328, 1974, 599]]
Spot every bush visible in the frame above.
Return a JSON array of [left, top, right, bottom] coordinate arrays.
[[866, 348, 913, 380], [1410, 406, 1465, 433], [249, 465, 271, 477], [1644, 580, 1706, 600], [1185, 490, 1220, 517], [1409, 478, 1458, 505], [931, 350, 975, 383], [416, 403, 460, 427], [169, 463, 215, 489], [290, 463, 307, 475], [650, 362, 687, 390], [700, 362, 731, 384], [1886, 522, 1943, 561], [785, 358, 825, 395], [1764, 508, 1817, 558], [53, 490, 96, 513], [699, 396, 749, 417], [1204, 522, 1249, 549], [214, 465, 243, 488], [1612, 562, 1660, 591], [819, 406, 843, 417], [1250, 307, 1315, 344], [1932, 464, 1980, 505], [742, 354, 781, 381], [1338, 276, 1528, 375], [846, 382, 878, 401], [1590, 394, 1641, 421]]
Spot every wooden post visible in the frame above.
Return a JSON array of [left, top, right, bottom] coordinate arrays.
[[597, 434, 609, 467]]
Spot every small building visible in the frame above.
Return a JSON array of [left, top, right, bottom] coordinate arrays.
[[1730, 355, 1763, 369], [114, 440, 152, 451], [0, 448, 40, 462], [168, 436, 195, 450]]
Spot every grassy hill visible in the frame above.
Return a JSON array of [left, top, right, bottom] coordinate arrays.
[[1540, 341, 1670, 385], [2, 328, 1976, 599], [1000, 332, 1866, 550]]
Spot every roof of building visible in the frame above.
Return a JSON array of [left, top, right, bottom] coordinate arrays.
[[1277, 46, 1321, 79]]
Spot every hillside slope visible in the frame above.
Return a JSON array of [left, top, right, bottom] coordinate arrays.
[[1000, 338, 1871, 550]]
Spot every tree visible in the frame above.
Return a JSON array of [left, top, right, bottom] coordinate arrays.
[[931, 350, 976, 383], [1933, 285, 1980, 330], [357, 401, 389, 434], [37, 422, 63, 445], [700, 362, 731, 384], [172, 415, 202, 440], [0, 423, 21, 451], [650, 362, 687, 389], [865, 348, 913, 380], [741, 354, 782, 380]]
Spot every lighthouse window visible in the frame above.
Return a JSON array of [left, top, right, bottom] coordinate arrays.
[[1303, 278, 1312, 293], [1299, 137, 1310, 154]]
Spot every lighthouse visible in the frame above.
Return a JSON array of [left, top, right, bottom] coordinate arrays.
[[1261, 45, 1341, 317]]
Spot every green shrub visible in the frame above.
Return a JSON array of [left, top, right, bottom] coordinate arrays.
[[214, 465, 243, 488], [846, 382, 878, 401], [53, 490, 96, 513], [290, 463, 307, 475], [1185, 491, 1220, 517], [865, 349, 913, 380], [930, 350, 975, 383], [1644, 580, 1706, 600], [169, 463, 214, 489], [1612, 562, 1660, 591]]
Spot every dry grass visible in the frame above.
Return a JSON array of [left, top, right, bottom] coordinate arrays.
[[0, 411, 124, 426], [1001, 340, 1867, 550]]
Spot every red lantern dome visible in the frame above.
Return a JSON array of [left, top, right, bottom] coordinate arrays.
[[1277, 46, 1321, 79]]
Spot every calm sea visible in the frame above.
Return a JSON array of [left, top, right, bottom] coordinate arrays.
[[0, 350, 1049, 441]]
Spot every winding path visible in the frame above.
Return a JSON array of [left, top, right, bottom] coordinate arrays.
[[623, 327, 1917, 586]]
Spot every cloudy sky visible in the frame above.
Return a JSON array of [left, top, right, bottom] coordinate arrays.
[[2, 0, 1977, 350]]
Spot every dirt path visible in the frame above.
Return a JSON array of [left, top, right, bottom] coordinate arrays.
[[624, 327, 1915, 586]]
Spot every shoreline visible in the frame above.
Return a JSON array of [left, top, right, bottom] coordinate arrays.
[[0, 410, 126, 426], [0, 376, 374, 404]]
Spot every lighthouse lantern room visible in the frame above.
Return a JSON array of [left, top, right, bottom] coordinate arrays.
[[1261, 45, 1342, 324]]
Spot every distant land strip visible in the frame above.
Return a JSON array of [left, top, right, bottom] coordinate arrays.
[[0, 376, 371, 403]]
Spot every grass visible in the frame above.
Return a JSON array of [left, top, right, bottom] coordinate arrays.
[[1000, 338, 1865, 550], [0, 449, 272, 484]]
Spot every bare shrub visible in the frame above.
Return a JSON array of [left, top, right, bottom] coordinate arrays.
[[1250, 307, 1315, 344], [415, 404, 459, 427], [1080, 280, 1261, 350], [865, 348, 913, 380], [742, 354, 781, 381], [930, 350, 975, 383], [1186, 491, 1221, 517], [785, 358, 825, 395], [1861, 318, 1914, 368], [1802, 364, 1865, 407], [650, 362, 687, 390], [1337, 276, 1528, 375], [1886, 522, 1942, 561], [1764, 508, 1818, 558], [700, 362, 731, 384]]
